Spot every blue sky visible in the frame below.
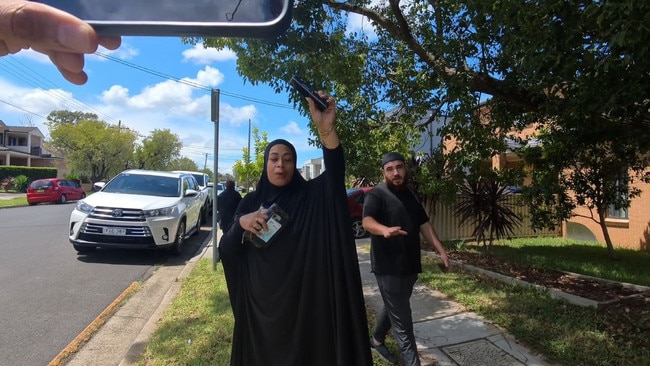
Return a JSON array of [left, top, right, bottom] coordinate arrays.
[[0, 36, 327, 175]]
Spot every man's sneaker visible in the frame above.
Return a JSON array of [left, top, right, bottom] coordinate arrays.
[[370, 338, 398, 365]]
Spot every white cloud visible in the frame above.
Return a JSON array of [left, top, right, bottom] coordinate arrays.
[[279, 121, 303, 135], [191, 66, 225, 87], [99, 66, 225, 118], [91, 42, 139, 62], [220, 104, 258, 126], [182, 43, 237, 64]]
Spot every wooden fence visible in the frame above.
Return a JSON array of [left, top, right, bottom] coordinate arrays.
[[429, 194, 561, 241]]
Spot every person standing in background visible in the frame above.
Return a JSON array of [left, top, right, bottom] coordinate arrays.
[[217, 180, 242, 232], [362, 152, 450, 366]]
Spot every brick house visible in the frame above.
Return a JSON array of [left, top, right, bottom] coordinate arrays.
[[491, 123, 650, 251]]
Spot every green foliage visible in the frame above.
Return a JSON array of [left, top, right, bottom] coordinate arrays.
[[46, 110, 99, 126], [232, 126, 268, 191], [133, 129, 183, 171], [453, 175, 522, 255], [47, 112, 138, 182], [0, 166, 57, 183], [12, 175, 29, 192], [519, 123, 650, 257], [186, 0, 650, 228], [168, 157, 200, 172]]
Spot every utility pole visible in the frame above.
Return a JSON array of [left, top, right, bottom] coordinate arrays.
[[247, 118, 251, 191], [211, 89, 220, 269], [203, 153, 208, 171]]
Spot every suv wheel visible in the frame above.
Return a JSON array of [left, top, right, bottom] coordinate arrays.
[[169, 220, 186, 255]]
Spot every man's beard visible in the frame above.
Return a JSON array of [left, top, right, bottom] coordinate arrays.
[[386, 176, 408, 191]]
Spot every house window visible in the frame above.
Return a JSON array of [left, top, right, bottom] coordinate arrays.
[[607, 171, 629, 220], [8, 137, 27, 146]]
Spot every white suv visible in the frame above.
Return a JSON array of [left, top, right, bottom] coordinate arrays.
[[171, 170, 213, 224], [68, 169, 203, 255]]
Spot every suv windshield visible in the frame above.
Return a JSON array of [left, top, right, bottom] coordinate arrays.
[[102, 174, 180, 197]]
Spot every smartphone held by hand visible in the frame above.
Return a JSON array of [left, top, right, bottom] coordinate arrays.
[[289, 76, 329, 111], [31, 0, 293, 38]]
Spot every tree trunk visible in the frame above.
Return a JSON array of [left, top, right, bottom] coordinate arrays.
[[597, 209, 618, 259]]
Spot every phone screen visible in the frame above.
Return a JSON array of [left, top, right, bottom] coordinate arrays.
[[32, 0, 291, 37]]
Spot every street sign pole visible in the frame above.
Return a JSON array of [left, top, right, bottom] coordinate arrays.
[[211, 89, 220, 270]]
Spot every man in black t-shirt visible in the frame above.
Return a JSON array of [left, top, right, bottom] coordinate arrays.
[[362, 152, 450, 366]]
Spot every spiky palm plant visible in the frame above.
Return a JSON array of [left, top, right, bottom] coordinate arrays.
[[453, 178, 522, 256]]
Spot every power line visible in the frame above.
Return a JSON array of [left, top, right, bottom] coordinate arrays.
[[94, 51, 296, 110], [0, 98, 47, 119], [0, 57, 121, 124]]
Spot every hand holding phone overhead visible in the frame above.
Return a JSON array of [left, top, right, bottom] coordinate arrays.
[[289, 76, 329, 112]]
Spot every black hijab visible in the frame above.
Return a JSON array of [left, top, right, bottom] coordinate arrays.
[[250, 139, 307, 211]]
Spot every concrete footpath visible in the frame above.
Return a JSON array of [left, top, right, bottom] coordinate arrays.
[[63, 235, 552, 366]]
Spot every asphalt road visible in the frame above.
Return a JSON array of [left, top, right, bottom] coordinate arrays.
[[0, 202, 210, 366]]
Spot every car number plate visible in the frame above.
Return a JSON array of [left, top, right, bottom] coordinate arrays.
[[103, 227, 127, 235]]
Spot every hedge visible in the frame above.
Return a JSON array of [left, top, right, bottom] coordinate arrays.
[[0, 166, 58, 183]]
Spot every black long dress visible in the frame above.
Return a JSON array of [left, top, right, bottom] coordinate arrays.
[[219, 142, 372, 366]]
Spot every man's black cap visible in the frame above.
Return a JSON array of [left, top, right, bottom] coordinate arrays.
[[381, 152, 406, 168]]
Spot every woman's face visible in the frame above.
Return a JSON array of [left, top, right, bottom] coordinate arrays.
[[266, 144, 295, 187]]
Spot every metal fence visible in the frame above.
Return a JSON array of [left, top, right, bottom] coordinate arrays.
[[429, 194, 561, 241]]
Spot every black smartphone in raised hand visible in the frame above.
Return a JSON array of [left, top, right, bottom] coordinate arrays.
[[289, 76, 329, 112]]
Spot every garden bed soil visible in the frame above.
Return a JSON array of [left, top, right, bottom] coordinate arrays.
[[442, 249, 650, 341]]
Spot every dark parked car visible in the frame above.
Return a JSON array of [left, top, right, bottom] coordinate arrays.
[[347, 187, 373, 239], [26, 178, 86, 205]]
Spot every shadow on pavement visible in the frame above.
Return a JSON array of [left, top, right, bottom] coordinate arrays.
[[75, 226, 213, 266]]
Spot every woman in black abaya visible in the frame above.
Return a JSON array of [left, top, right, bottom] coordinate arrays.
[[219, 93, 372, 366]]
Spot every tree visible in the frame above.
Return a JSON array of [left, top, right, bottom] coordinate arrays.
[[189, 1, 650, 246], [133, 129, 183, 170], [168, 157, 200, 171], [46, 111, 99, 126], [232, 126, 268, 191], [520, 124, 650, 258], [47, 116, 137, 182]]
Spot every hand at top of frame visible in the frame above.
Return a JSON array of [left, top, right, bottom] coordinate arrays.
[[0, 0, 121, 84]]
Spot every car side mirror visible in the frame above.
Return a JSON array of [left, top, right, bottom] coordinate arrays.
[[92, 182, 106, 192]]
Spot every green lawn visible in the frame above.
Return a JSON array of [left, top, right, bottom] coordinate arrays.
[[0, 196, 27, 207]]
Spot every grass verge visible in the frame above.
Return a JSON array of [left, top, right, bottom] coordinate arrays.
[[138, 238, 649, 366], [0, 197, 26, 207]]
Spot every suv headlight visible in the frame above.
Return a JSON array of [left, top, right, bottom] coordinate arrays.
[[144, 206, 177, 217], [76, 200, 94, 214]]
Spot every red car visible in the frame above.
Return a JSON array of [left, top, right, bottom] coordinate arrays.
[[347, 187, 373, 239], [26, 178, 86, 205]]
